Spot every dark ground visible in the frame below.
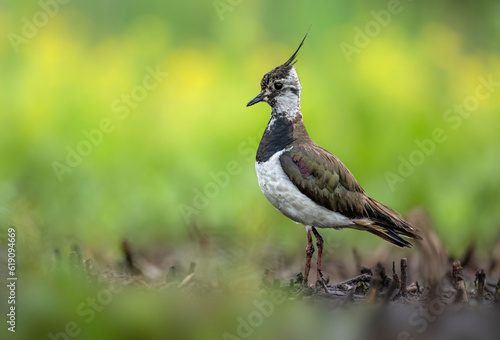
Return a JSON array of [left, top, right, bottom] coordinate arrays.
[[70, 209, 500, 340]]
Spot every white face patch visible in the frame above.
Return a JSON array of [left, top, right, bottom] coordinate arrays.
[[271, 67, 302, 119]]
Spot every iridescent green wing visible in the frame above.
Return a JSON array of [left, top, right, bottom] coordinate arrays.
[[279, 145, 368, 218]]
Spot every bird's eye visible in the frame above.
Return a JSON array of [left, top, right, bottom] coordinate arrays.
[[274, 82, 283, 90]]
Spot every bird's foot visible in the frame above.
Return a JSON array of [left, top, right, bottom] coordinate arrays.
[[315, 269, 329, 293]]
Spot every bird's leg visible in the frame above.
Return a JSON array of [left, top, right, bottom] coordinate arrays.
[[312, 227, 328, 292], [303, 226, 315, 286]]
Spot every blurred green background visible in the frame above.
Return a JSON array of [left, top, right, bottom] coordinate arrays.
[[1, 0, 500, 339]]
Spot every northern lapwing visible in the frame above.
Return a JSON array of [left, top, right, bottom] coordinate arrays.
[[247, 33, 422, 288]]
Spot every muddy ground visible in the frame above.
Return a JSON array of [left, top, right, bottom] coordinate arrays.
[[68, 209, 500, 340]]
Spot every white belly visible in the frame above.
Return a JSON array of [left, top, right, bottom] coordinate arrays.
[[255, 149, 355, 228]]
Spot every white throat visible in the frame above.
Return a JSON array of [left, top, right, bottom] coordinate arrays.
[[274, 92, 300, 117], [268, 97, 301, 130]]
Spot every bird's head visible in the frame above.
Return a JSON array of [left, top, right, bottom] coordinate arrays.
[[247, 33, 308, 115]]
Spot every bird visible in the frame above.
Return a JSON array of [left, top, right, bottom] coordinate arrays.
[[246, 33, 422, 289]]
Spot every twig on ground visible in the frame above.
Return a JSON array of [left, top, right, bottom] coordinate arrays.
[[361, 266, 373, 276], [400, 258, 408, 296], [495, 278, 500, 305], [336, 273, 372, 286], [452, 260, 468, 303], [376, 262, 390, 288], [475, 269, 486, 302], [392, 261, 400, 290], [178, 273, 195, 289]]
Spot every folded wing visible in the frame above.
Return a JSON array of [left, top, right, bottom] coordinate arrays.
[[279, 145, 422, 247]]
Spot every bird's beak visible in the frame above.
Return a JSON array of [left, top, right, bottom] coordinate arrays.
[[246, 92, 265, 107]]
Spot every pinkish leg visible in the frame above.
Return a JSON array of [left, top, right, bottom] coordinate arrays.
[[312, 227, 328, 292], [303, 226, 315, 286]]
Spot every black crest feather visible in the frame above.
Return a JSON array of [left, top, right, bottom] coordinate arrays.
[[284, 30, 309, 66]]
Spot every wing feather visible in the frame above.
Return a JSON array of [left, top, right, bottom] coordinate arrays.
[[279, 145, 421, 247]]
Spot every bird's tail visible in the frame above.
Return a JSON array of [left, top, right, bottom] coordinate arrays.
[[365, 225, 415, 248], [355, 198, 422, 248]]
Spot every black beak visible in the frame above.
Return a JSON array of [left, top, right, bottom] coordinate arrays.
[[246, 92, 265, 107]]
